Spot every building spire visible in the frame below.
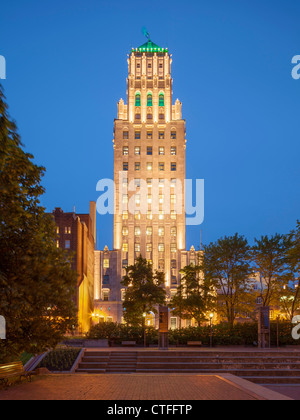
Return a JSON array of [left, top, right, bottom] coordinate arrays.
[[142, 26, 150, 41]]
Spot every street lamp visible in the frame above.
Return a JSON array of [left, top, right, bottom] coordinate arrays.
[[209, 313, 214, 348]]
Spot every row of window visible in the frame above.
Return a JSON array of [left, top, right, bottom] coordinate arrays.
[[123, 131, 176, 140], [122, 193, 178, 205], [123, 162, 177, 171], [122, 226, 177, 237], [123, 146, 176, 156], [56, 226, 71, 234], [135, 93, 164, 107], [121, 243, 178, 253], [122, 210, 177, 220]]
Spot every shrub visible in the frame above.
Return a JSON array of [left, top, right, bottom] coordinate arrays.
[[38, 348, 81, 372]]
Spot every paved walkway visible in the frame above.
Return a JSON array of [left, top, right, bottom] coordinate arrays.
[[0, 373, 290, 400]]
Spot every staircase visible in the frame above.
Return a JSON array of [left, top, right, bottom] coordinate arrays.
[[75, 349, 300, 384]]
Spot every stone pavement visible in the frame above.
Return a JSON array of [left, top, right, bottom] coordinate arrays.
[[0, 373, 291, 400]]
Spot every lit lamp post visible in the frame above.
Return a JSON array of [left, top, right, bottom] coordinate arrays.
[[209, 313, 214, 348]]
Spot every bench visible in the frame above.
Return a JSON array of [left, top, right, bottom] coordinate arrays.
[[187, 341, 202, 347], [121, 341, 136, 347], [0, 361, 35, 389]]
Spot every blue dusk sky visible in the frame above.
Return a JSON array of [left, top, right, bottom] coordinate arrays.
[[1, 0, 300, 250]]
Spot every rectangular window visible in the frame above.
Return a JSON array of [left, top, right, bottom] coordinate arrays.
[[171, 227, 177, 237], [123, 131, 129, 139], [171, 210, 177, 220], [159, 162, 165, 171], [146, 243, 152, 252], [171, 146, 176, 155], [122, 211, 128, 220], [135, 162, 140, 171], [159, 211, 164, 220], [170, 317, 177, 330], [135, 243, 141, 252], [158, 227, 165, 236], [134, 178, 141, 188], [171, 194, 176, 204], [135, 131, 141, 140], [56, 226, 59, 234], [135, 227, 141, 236], [147, 162, 153, 171], [103, 290, 109, 301], [147, 178, 152, 187], [171, 243, 177, 253], [135, 146, 141, 155], [122, 259, 128, 268], [122, 243, 128, 252], [122, 227, 128, 236], [123, 162, 128, 171], [158, 131, 165, 139], [147, 131, 153, 139], [147, 194, 152, 204], [159, 146, 165, 155], [147, 211, 152, 220], [147, 146, 152, 155], [103, 259, 109, 268], [123, 194, 128, 204], [65, 227, 71, 234], [103, 275, 110, 285], [135, 194, 140, 205], [146, 227, 152, 236], [158, 243, 165, 252], [123, 146, 129, 155], [65, 240, 70, 249], [171, 162, 177, 171], [135, 211, 140, 220], [171, 131, 177, 139]]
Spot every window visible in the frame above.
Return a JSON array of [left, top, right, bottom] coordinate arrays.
[[134, 227, 141, 236], [135, 93, 141, 107], [159, 211, 164, 220], [56, 226, 59, 234], [103, 290, 109, 301], [159, 146, 165, 155], [147, 178, 152, 187], [147, 93, 153, 107], [135, 131, 141, 140], [103, 258, 109, 268], [122, 178, 128, 188], [146, 243, 152, 252], [159, 93, 165, 107], [122, 211, 128, 220], [123, 146, 129, 155], [171, 243, 177, 253], [158, 259, 164, 270], [158, 131, 164, 139], [171, 194, 176, 204], [134, 146, 140, 155], [147, 211, 152, 220], [147, 131, 153, 139], [158, 227, 165, 236], [171, 276, 177, 285], [170, 317, 177, 330], [171, 210, 177, 220], [135, 211, 140, 220], [122, 194, 128, 204], [159, 194, 164, 204], [158, 243, 165, 252], [122, 259, 128, 268], [146, 227, 152, 236], [147, 146, 152, 155], [65, 240, 70, 249], [159, 162, 165, 171], [171, 131, 177, 139], [134, 178, 141, 188], [135, 162, 140, 171], [56, 240, 59, 248], [135, 113, 141, 120], [171, 162, 177, 171], [159, 113, 164, 120], [147, 162, 153, 171], [123, 131, 129, 139], [171, 259, 177, 269], [171, 227, 177, 237], [135, 194, 141, 205], [65, 227, 71, 234], [171, 146, 176, 155], [122, 243, 128, 252], [135, 243, 141, 252], [122, 227, 128, 236], [123, 162, 128, 171], [103, 275, 110, 285]]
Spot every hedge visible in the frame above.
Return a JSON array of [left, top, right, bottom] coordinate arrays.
[[87, 321, 300, 347]]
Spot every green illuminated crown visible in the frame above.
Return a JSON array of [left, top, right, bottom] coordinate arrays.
[[132, 40, 168, 54]]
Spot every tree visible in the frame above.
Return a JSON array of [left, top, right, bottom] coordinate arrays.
[[251, 234, 290, 307], [202, 234, 254, 328], [279, 222, 300, 320], [121, 256, 166, 327], [0, 85, 78, 362], [169, 260, 216, 326]]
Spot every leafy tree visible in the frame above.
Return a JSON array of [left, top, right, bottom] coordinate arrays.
[[279, 222, 300, 320], [251, 234, 290, 307], [169, 261, 216, 326], [121, 256, 166, 327], [0, 85, 78, 362], [202, 234, 254, 328]]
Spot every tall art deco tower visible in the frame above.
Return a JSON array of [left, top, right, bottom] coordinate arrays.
[[114, 38, 186, 284], [94, 39, 198, 327]]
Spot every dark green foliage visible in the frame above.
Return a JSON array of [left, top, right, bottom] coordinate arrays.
[[38, 348, 81, 372]]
